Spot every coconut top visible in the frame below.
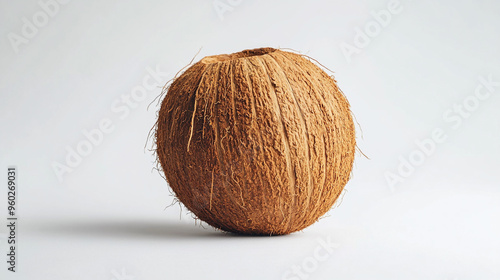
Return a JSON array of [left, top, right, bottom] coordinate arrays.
[[200, 47, 278, 64]]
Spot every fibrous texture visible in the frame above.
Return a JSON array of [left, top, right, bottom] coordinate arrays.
[[155, 47, 355, 235]]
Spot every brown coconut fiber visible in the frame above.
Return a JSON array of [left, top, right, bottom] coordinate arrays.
[[155, 47, 355, 235]]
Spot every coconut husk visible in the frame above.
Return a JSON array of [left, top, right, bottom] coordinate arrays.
[[155, 47, 355, 235]]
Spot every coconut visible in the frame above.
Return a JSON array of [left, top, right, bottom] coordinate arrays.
[[155, 47, 355, 235]]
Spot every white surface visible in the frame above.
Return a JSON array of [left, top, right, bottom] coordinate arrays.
[[1, 0, 500, 279]]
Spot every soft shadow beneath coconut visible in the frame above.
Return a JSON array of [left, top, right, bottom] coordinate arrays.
[[27, 219, 294, 239], [28, 219, 221, 239]]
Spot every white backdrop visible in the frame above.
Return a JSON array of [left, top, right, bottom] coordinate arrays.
[[1, 0, 500, 279]]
